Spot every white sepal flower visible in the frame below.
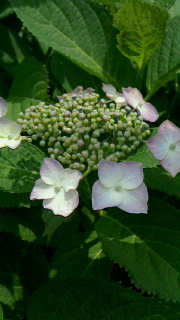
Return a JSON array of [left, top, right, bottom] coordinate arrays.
[[92, 161, 148, 214], [0, 118, 22, 149], [147, 120, 180, 177], [102, 83, 127, 105], [122, 87, 159, 122], [30, 158, 83, 216], [0, 98, 8, 117]]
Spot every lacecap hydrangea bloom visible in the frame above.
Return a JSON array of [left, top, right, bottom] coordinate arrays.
[[17, 86, 150, 172], [92, 161, 148, 214], [0, 98, 22, 149], [147, 120, 180, 177], [30, 158, 82, 216]]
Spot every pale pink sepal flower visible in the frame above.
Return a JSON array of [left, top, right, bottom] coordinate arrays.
[[0, 98, 8, 117], [92, 161, 148, 214], [57, 86, 95, 101], [30, 158, 83, 217], [102, 83, 127, 105], [122, 87, 159, 122], [147, 120, 180, 177], [0, 118, 22, 149]]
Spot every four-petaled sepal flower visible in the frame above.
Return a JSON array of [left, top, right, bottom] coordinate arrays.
[[122, 87, 159, 122], [102, 83, 127, 105], [0, 118, 22, 149], [30, 158, 83, 216], [92, 161, 148, 214], [147, 120, 180, 177]]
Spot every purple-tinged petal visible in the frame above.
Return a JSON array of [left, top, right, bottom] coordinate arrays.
[[122, 87, 144, 107], [117, 183, 148, 214], [102, 83, 116, 96], [137, 102, 159, 122], [61, 168, 82, 192], [119, 162, 144, 189], [160, 142, 180, 177], [0, 98, 8, 117], [92, 180, 122, 210], [30, 178, 56, 200], [158, 120, 180, 144], [147, 133, 169, 160], [40, 158, 64, 185], [43, 189, 79, 216], [98, 161, 123, 188]]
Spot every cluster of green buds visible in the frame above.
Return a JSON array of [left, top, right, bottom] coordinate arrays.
[[17, 87, 150, 172]]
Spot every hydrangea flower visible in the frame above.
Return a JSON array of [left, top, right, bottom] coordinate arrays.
[[0, 118, 22, 149], [102, 83, 127, 105], [92, 161, 148, 214], [57, 86, 95, 101], [30, 158, 83, 216], [122, 87, 159, 122], [147, 120, 180, 177], [0, 97, 8, 117]]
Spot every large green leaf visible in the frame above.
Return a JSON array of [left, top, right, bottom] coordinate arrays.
[[96, 198, 180, 302], [114, 0, 169, 70], [9, 57, 50, 102], [11, 0, 136, 88], [0, 142, 44, 193], [169, 0, 180, 18], [146, 16, 180, 98], [28, 278, 180, 320], [144, 167, 180, 198], [50, 231, 112, 280]]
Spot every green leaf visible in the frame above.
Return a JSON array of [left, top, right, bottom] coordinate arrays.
[[50, 231, 112, 280], [28, 278, 180, 320], [50, 53, 102, 93], [144, 167, 180, 198], [169, 0, 180, 18], [114, 0, 169, 70], [96, 198, 180, 302], [9, 57, 50, 102], [11, 0, 137, 88], [0, 191, 31, 208], [146, 16, 180, 98], [140, 0, 176, 9], [0, 142, 45, 193], [0, 285, 15, 309]]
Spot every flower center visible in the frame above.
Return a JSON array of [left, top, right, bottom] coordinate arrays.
[[8, 135, 13, 140], [115, 185, 121, 192], [169, 143, 176, 151], [137, 102, 143, 109], [55, 184, 61, 191]]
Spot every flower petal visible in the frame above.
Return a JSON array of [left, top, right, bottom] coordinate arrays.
[[160, 143, 180, 177], [61, 168, 82, 192], [98, 161, 123, 188], [43, 189, 79, 216], [117, 183, 148, 214], [92, 180, 122, 210], [3, 137, 22, 149], [40, 158, 64, 185], [147, 133, 169, 160], [102, 83, 116, 96], [122, 87, 144, 107], [118, 162, 144, 189], [30, 178, 56, 200], [137, 102, 159, 122], [0, 98, 8, 117], [0, 118, 21, 137], [158, 120, 180, 144]]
